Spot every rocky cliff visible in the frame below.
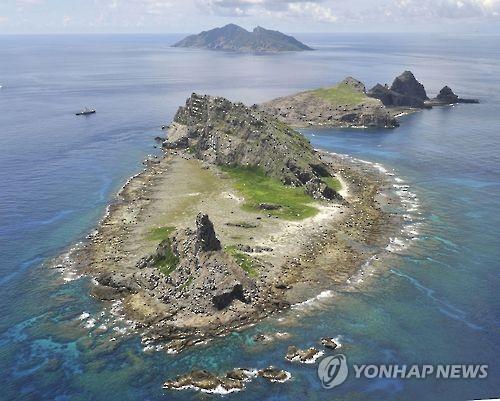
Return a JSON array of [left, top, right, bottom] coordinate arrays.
[[164, 93, 342, 200], [367, 71, 429, 108], [173, 24, 312, 52]]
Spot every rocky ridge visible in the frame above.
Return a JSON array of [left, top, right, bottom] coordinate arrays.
[[173, 24, 312, 52], [165, 93, 342, 201]]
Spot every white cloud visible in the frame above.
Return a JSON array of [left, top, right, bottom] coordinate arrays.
[[197, 0, 337, 23]]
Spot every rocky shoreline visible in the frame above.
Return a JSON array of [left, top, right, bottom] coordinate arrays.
[[67, 145, 400, 353]]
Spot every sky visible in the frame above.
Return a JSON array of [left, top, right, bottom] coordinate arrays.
[[0, 0, 499, 34]]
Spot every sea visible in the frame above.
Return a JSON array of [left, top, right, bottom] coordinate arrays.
[[0, 33, 499, 401]]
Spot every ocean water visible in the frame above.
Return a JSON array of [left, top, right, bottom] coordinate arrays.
[[0, 33, 499, 400]]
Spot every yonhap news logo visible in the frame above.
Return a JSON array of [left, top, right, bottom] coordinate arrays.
[[317, 354, 488, 389]]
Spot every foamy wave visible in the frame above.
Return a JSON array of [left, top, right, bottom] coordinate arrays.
[[291, 290, 334, 309]]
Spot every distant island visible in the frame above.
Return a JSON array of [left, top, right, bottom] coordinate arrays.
[[173, 24, 313, 52], [261, 71, 479, 129]]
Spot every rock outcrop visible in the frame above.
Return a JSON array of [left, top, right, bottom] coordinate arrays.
[[390, 71, 428, 103], [261, 77, 399, 129], [163, 366, 291, 392], [285, 345, 324, 363], [165, 93, 342, 200], [368, 71, 428, 108], [426, 86, 479, 105], [173, 24, 312, 52]]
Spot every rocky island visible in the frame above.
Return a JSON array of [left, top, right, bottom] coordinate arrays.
[[173, 23, 312, 52], [74, 92, 400, 357], [262, 71, 479, 129]]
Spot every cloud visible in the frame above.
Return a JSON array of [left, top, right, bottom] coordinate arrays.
[[197, 0, 338, 23]]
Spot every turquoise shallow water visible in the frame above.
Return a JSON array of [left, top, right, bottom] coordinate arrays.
[[0, 33, 499, 400]]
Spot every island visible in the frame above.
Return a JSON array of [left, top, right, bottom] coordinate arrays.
[[64, 72, 478, 393], [76, 92, 399, 362], [173, 23, 313, 52], [262, 71, 479, 129]]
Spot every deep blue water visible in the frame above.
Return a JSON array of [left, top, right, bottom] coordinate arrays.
[[0, 33, 499, 400]]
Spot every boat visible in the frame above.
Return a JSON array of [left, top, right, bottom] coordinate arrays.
[[76, 107, 96, 116]]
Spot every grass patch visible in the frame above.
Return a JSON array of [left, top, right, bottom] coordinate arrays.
[[221, 165, 318, 220], [312, 84, 367, 107], [323, 176, 342, 192], [226, 246, 258, 277], [148, 226, 176, 242], [154, 238, 179, 276]]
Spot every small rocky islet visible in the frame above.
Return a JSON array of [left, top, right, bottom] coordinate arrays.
[[66, 71, 475, 393], [262, 70, 479, 129]]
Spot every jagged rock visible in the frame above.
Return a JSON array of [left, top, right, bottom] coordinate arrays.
[[162, 136, 189, 149], [163, 369, 241, 392], [340, 76, 366, 93], [436, 86, 459, 103], [427, 86, 479, 105], [368, 71, 428, 108], [95, 271, 140, 292], [195, 213, 221, 252], [321, 337, 340, 350], [390, 71, 428, 101], [225, 368, 253, 381], [285, 345, 323, 363], [258, 366, 291, 382]]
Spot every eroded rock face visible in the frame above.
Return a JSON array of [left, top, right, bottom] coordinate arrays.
[[436, 86, 460, 103], [390, 71, 428, 102], [195, 213, 221, 252], [368, 71, 428, 108], [165, 93, 342, 201]]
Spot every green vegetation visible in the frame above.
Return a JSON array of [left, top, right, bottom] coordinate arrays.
[[225, 246, 258, 277], [148, 226, 176, 242], [221, 165, 318, 220], [323, 176, 342, 192], [312, 84, 367, 106], [154, 238, 179, 276]]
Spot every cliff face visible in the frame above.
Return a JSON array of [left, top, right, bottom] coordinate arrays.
[[173, 24, 312, 52], [165, 93, 341, 200], [368, 71, 429, 108]]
